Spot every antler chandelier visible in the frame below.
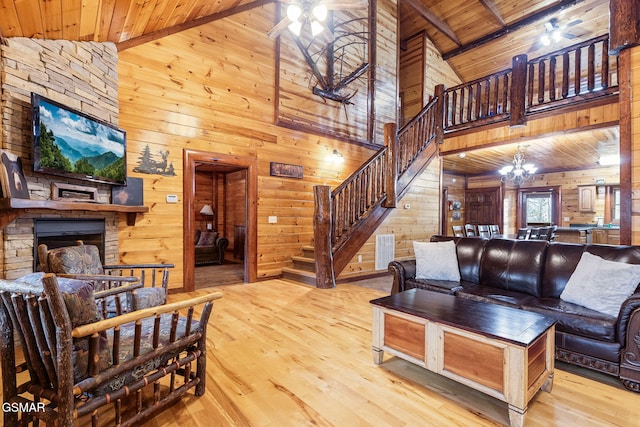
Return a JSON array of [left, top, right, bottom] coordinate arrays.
[[499, 144, 537, 185]]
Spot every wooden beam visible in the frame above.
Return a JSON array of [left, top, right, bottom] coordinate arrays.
[[618, 48, 632, 245], [116, 0, 275, 51], [443, 0, 585, 60], [609, 0, 640, 54], [478, 0, 505, 26], [403, 0, 461, 46]]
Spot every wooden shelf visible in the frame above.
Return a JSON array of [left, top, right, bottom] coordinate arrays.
[[0, 198, 149, 229]]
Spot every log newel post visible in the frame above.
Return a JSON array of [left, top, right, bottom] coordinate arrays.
[[510, 54, 528, 127], [384, 123, 398, 208], [434, 84, 445, 143], [609, 0, 640, 55], [313, 185, 336, 288]]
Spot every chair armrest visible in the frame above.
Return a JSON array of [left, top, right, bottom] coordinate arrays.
[[617, 292, 640, 344], [71, 292, 222, 339], [102, 264, 175, 292], [93, 282, 143, 300], [55, 274, 138, 283], [388, 259, 416, 294]]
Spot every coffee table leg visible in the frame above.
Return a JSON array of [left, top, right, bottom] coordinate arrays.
[[372, 347, 384, 365], [541, 372, 554, 392], [508, 405, 526, 427]]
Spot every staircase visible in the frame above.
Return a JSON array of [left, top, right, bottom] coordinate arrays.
[[284, 86, 445, 288], [282, 246, 316, 285]]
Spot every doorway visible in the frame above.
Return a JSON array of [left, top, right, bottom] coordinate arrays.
[[183, 150, 258, 292]]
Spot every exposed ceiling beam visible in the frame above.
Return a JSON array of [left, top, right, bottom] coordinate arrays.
[[117, 0, 275, 51], [403, 0, 461, 46], [442, 0, 586, 60], [478, 0, 506, 26]]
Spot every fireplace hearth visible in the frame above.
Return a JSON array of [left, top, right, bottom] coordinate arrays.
[[34, 218, 106, 270]]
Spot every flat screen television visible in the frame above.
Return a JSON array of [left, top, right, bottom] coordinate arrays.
[[32, 93, 127, 185]]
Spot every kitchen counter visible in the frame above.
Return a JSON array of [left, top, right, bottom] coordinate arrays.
[[554, 226, 620, 245]]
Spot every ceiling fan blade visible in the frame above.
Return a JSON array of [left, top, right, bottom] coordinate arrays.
[[561, 32, 576, 39], [528, 39, 543, 53], [563, 19, 583, 28], [267, 17, 292, 39]]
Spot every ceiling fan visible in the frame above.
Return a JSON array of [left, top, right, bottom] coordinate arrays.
[[267, 0, 367, 39], [529, 17, 583, 52]]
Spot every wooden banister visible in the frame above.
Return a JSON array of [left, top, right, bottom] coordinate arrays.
[[313, 97, 442, 287]]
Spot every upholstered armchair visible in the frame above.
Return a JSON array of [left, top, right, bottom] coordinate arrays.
[[38, 241, 174, 313], [194, 230, 229, 265], [0, 272, 221, 426]]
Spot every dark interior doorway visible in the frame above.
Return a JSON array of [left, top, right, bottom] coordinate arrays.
[[183, 150, 258, 292]]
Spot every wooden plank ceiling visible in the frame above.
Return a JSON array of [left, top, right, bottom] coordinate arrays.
[[0, 0, 617, 176], [442, 127, 620, 176]]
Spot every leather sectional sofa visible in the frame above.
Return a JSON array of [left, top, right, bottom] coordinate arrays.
[[388, 235, 640, 392]]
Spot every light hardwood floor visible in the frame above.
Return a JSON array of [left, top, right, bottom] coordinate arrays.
[[4, 279, 638, 426], [145, 279, 638, 427]]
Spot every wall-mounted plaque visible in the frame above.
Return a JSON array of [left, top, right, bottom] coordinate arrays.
[[270, 162, 303, 179]]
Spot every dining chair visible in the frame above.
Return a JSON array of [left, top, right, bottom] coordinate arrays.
[[452, 225, 465, 237], [464, 224, 477, 237], [477, 225, 491, 238]]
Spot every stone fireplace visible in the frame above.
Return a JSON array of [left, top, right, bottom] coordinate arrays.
[[1, 38, 124, 280], [3, 212, 119, 280]]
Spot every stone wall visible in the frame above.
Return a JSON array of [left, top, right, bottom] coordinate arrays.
[[1, 38, 121, 279]]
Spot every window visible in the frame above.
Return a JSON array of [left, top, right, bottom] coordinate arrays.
[[517, 187, 560, 228], [612, 187, 621, 222], [524, 192, 553, 225]]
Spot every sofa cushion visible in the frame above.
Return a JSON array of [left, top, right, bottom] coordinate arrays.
[[521, 296, 617, 342], [560, 252, 640, 317], [413, 240, 461, 281], [541, 243, 585, 298], [429, 236, 486, 284], [479, 239, 548, 297], [196, 231, 218, 247]]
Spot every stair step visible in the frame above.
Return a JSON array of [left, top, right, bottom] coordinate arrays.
[[292, 256, 315, 272], [282, 267, 317, 286], [301, 246, 315, 258]]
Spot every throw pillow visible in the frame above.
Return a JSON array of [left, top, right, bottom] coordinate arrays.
[[560, 252, 640, 317], [413, 240, 461, 282], [196, 231, 218, 247]]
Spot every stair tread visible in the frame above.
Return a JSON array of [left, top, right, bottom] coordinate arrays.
[[291, 255, 314, 263], [282, 267, 316, 277]]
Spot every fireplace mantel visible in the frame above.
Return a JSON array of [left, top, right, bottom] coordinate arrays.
[[0, 198, 149, 229]]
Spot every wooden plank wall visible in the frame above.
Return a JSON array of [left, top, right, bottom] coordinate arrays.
[[443, 173, 466, 234], [117, 2, 413, 288]]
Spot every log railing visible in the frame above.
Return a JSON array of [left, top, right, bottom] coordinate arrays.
[[443, 34, 618, 132], [444, 69, 512, 131], [526, 34, 617, 112], [313, 95, 443, 288]]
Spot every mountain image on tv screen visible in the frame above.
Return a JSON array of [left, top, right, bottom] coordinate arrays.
[[36, 98, 126, 183]]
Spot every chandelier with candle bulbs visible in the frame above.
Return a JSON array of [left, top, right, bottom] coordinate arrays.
[[499, 145, 537, 185]]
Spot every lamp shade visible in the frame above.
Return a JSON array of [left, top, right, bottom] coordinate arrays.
[[200, 204, 214, 216]]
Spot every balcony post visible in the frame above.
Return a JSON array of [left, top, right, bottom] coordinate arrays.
[[609, 0, 640, 55], [313, 185, 336, 288], [510, 54, 528, 127], [383, 123, 397, 208], [434, 84, 445, 143]]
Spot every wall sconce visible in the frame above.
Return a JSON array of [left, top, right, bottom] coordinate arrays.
[[327, 149, 344, 165], [200, 204, 214, 230]]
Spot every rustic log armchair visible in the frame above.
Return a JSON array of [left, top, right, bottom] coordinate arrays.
[[38, 241, 174, 313], [0, 272, 222, 426]]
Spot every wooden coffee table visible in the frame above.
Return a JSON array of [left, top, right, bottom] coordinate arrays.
[[370, 289, 555, 427]]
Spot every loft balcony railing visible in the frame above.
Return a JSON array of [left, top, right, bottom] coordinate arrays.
[[443, 34, 618, 132]]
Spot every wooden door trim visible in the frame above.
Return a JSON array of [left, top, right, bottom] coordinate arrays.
[[183, 149, 258, 292]]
